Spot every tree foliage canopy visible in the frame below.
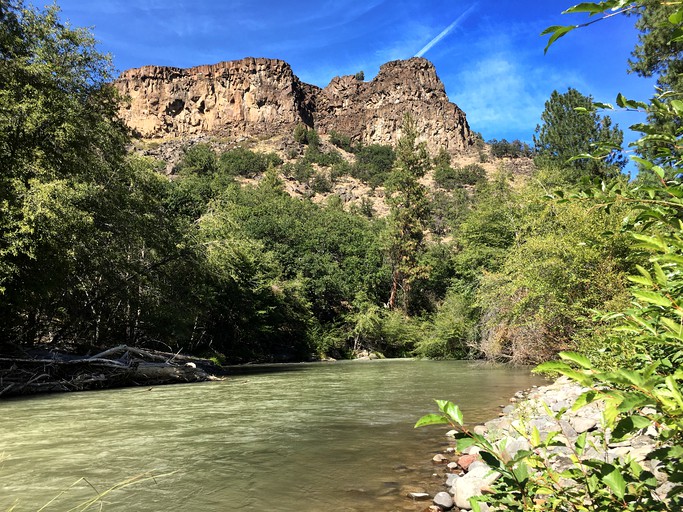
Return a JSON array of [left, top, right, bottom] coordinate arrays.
[[533, 88, 627, 182]]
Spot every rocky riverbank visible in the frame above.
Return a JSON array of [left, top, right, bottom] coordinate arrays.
[[412, 377, 668, 511]]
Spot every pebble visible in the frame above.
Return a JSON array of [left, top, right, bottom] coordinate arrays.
[[456, 453, 478, 470], [408, 492, 431, 500]]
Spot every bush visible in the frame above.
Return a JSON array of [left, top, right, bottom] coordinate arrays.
[[282, 161, 314, 183], [350, 305, 422, 357], [218, 147, 268, 178], [264, 152, 283, 168], [175, 143, 218, 176], [303, 146, 343, 167], [488, 139, 534, 159], [330, 160, 352, 181], [293, 124, 320, 148], [329, 131, 354, 152], [414, 291, 474, 359], [352, 144, 396, 188], [434, 164, 486, 189], [310, 172, 332, 194]]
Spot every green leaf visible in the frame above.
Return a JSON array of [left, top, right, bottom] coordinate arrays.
[[559, 351, 592, 369], [627, 275, 654, 287], [631, 156, 654, 170], [531, 425, 541, 447], [457, 437, 476, 452], [632, 289, 671, 307], [541, 25, 577, 54], [572, 390, 598, 411], [444, 402, 464, 426], [414, 414, 449, 428], [512, 462, 530, 485], [653, 263, 667, 286], [592, 101, 614, 110], [669, 10, 683, 25], [575, 432, 587, 456], [665, 375, 683, 409], [563, 2, 609, 16], [612, 415, 652, 440], [435, 399, 450, 412], [616, 92, 626, 108], [671, 99, 683, 115], [535, 361, 572, 373], [479, 450, 503, 469], [601, 464, 626, 499]]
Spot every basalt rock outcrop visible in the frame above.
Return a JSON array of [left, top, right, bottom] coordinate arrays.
[[114, 57, 474, 155]]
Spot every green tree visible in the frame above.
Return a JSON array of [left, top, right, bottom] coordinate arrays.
[[628, 0, 683, 94], [352, 144, 396, 188], [384, 115, 431, 312], [533, 88, 627, 182]]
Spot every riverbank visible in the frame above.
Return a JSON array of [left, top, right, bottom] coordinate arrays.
[[417, 377, 668, 511]]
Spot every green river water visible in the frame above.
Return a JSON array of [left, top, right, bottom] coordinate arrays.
[[0, 359, 545, 511]]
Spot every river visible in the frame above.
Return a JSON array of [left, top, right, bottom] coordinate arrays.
[[0, 359, 544, 511]]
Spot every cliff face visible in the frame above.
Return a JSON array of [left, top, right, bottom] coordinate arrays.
[[114, 57, 474, 154]]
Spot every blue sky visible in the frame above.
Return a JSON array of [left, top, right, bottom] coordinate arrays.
[[56, 0, 655, 150]]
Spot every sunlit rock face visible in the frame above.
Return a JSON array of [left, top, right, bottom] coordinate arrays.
[[114, 56, 474, 154]]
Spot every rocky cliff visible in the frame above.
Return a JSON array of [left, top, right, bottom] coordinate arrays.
[[114, 57, 474, 154]]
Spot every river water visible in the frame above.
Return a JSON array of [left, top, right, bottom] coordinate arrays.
[[0, 360, 544, 511]]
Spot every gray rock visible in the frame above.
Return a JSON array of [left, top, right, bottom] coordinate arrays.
[[433, 453, 449, 463], [453, 476, 484, 510], [569, 416, 598, 433], [501, 436, 530, 462], [433, 491, 454, 510], [466, 463, 501, 485], [473, 425, 488, 436], [445, 473, 460, 487]]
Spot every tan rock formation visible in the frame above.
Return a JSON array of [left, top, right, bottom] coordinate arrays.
[[114, 56, 474, 154], [315, 58, 473, 154]]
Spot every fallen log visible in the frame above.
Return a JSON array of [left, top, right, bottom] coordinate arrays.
[[0, 345, 222, 398]]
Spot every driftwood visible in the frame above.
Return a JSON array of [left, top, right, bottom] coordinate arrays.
[[0, 345, 222, 398]]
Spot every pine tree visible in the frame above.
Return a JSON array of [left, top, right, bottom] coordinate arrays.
[[533, 88, 627, 183], [384, 115, 431, 313]]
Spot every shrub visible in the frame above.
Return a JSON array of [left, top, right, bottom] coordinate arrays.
[[218, 147, 268, 178], [310, 172, 332, 194], [329, 130, 354, 152], [303, 146, 343, 167], [414, 291, 474, 359], [282, 161, 314, 183], [294, 124, 320, 148], [175, 143, 218, 176], [434, 164, 486, 189], [352, 144, 396, 188], [330, 160, 352, 181], [488, 138, 534, 159]]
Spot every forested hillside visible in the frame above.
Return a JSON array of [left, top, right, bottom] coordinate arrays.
[[0, 0, 679, 373]]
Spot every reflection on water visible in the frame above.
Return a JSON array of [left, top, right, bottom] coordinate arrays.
[[0, 360, 545, 511]]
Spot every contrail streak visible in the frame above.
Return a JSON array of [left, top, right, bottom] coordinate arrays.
[[415, 4, 477, 58]]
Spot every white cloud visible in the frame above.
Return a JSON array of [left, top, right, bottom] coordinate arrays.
[[447, 54, 586, 140]]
